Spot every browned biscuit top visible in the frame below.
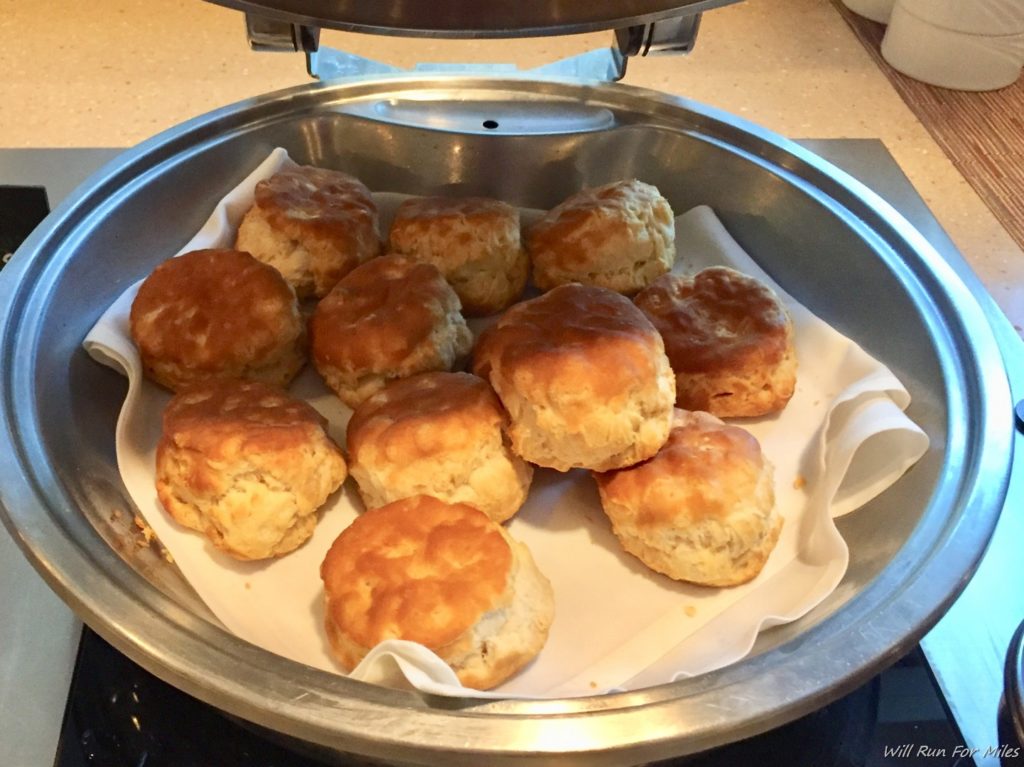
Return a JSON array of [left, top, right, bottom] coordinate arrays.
[[347, 372, 504, 461], [527, 180, 650, 266], [634, 267, 792, 374], [161, 379, 332, 461], [388, 196, 527, 317], [473, 283, 664, 403], [527, 179, 674, 281], [594, 409, 765, 528], [254, 165, 378, 244], [129, 248, 300, 374], [390, 196, 518, 246], [310, 254, 458, 373], [320, 496, 512, 650]]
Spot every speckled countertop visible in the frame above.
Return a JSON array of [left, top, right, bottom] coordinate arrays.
[[1, 0, 1021, 332]]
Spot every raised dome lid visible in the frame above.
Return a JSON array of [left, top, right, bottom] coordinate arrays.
[[206, 0, 731, 38]]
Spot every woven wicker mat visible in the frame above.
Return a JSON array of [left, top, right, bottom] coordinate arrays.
[[832, 0, 1024, 252]]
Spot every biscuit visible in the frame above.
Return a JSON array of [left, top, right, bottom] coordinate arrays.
[[235, 165, 381, 299], [129, 248, 305, 392], [527, 179, 675, 295], [388, 196, 529, 317], [155, 379, 347, 560], [346, 372, 532, 523], [593, 409, 780, 587], [309, 254, 474, 409], [634, 267, 797, 417], [320, 496, 554, 690], [473, 283, 675, 472]]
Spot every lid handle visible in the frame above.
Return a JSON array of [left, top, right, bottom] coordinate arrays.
[[242, 9, 714, 83]]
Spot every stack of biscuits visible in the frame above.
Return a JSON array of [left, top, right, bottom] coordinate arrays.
[[128, 164, 798, 691]]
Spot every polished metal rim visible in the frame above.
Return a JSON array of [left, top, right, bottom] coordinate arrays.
[[0, 77, 1014, 765], [1007, 620, 1024, 748]]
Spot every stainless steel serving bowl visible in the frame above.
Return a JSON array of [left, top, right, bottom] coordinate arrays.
[[0, 77, 1015, 766]]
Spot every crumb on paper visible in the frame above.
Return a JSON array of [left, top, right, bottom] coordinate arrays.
[[133, 514, 156, 546], [793, 475, 807, 490], [245, 581, 252, 590], [684, 605, 697, 618], [162, 549, 175, 565], [589, 681, 598, 689]]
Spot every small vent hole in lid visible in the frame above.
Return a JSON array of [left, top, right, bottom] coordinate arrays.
[[482, 119, 499, 130]]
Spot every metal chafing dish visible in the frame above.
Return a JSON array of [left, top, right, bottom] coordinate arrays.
[[0, 3, 1019, 765]]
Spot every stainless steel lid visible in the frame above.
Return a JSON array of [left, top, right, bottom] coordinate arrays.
[[206, 0, 733, 37]]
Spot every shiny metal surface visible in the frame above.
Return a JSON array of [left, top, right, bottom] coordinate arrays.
[[206, 0, 736, 38], [1008, 620, 1024, 750], [615, 14, 703, 56], [0, 78, 1016, 765], [244, 13, 319, 53], [803, 138, 1024, 766], [0, 148, 122, 767]]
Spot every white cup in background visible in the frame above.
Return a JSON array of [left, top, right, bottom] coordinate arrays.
[[881, 0, 1024, 90], [841, 0, 897, 24]]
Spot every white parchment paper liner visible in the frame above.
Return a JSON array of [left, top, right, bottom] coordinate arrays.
[[83, 148, 929, 699]]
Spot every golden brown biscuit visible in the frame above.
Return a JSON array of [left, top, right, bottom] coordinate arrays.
[[527, 179, 675, 295], [310, 254, 473, 409], [473, 283, 675, 472], [235, 165, 381, 299], [129, 248, 305, 392], [634, 267, 797, 417], [346, 372, 532, 523], [155, 379, 347, 560], [320, 496, 554, 690], [593, 409, 780, 587], [388, 196, 529, 317]]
